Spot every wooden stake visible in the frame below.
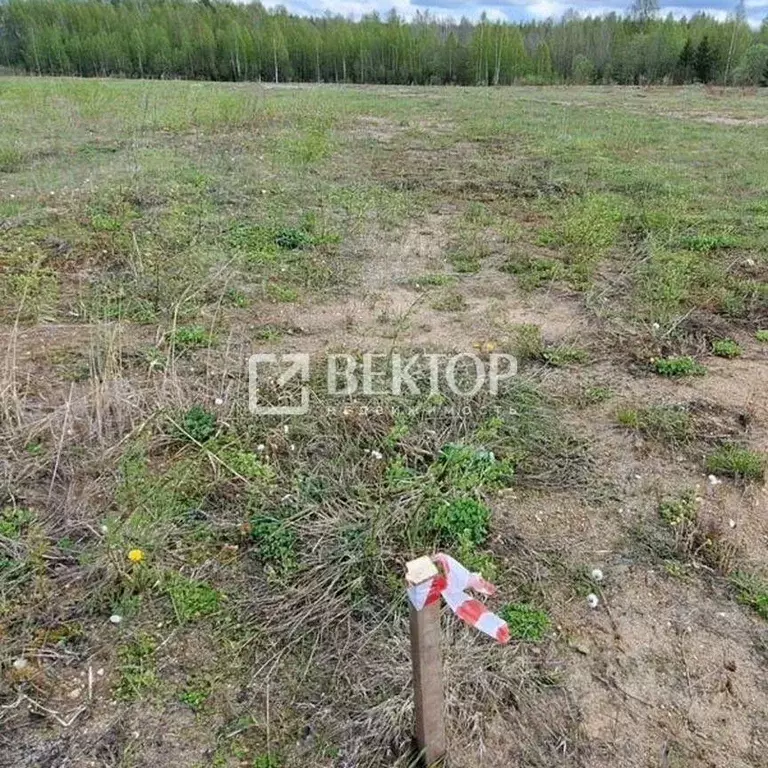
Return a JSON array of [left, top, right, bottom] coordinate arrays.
[[406, 556, 446, 766]]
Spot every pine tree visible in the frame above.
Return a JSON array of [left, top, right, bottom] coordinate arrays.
[[694, 35, 714, 82], [678, 37, 694, 83]]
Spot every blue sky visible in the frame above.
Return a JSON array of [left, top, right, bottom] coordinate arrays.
[[263, 0, 768, 26]]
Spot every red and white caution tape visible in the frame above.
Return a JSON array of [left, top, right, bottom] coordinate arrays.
[[407, 553, 509, 644]]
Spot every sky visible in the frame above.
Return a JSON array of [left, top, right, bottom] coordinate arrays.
[[262, 0, 768, 27]]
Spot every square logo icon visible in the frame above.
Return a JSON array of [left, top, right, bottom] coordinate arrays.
[[249, 353, 310, 415]]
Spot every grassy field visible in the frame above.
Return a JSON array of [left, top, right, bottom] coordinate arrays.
[[1, 78, 768, 768]]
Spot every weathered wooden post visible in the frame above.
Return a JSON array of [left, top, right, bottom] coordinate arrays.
[[406, 556, 446, 766]]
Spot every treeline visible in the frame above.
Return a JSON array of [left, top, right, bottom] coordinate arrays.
[[1, 0, 768, 86]]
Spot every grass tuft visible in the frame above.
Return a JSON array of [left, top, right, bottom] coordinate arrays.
[[499, 603, 551, 642], [706, 444, 765, 481]]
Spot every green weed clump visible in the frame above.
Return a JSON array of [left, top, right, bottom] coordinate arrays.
[[250, 515, 298, 574], [0, 506, 34, 538], [617, 405, 693, 444], [712, 339, 742, 358], [678, 233, 739, 252], [177, 406, 217, 443], [659, 490, 697, 528], [170, 325, 213, 349], [499, 603, 551, 641], [167, 574, 221, 624], [432, 444, 514, 492], [115, 635, 159, 700], [652, 356, 706, 378], [706, 445, 765, 481], [178, 681, 211, 711], [730, 572, 768, 620], [501, 255, 563, 290], [0, 145, 27, 172], [430, 497, 491, 548], [430, 290, 467, 312], [756, 330, 768, 343]]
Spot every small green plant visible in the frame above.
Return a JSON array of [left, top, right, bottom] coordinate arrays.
[[166, 574, 221, 624], [115, 635, 159, 700], [223, 450, 277, 484], [252, 755, 281, 768], [430, 290, 467, 312], [544, 345, 589, 367], [177, 406, 217, 443], [430, 497, 491, 547], [171, 325, 213, 350], [407, 273, 455, 289], [678, 233, 738, 252], [91, 212, 122, 232], [266, 283, 299, 303], [652, 356, 706, 378], [448, 249, 482, 274], [179, 680, 211, 711], [499, 603, 551, 641], [730, 572, 768, 620], [706, 444, 765, 481], [659, 490, 697, 528], [0, 146, 26, 173], [432, 444, 513, 492], [250, 516, 298, 573], [0, 506, 34, 539], [501, 256, 563, 290], [712, 339, 742, 359], [578, 386, 612, 406], [274, 227, 312, 250], [513, 324, 545, 361], [616, 405, 692, 444], [756, 330, 768, 343]]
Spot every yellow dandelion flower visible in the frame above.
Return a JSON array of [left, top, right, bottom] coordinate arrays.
[[128, 548, 145, 563]]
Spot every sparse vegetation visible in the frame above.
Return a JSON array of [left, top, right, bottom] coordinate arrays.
[[4, 78, 768, 768], [617, 405, 693, 444]]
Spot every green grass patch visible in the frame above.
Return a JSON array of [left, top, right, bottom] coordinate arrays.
[[730, 572, 768, 620], [706, 445, 765, 481], [115, 634, 159, 700], [617, 405, 693, 444], [166, 574, 221, 624], [499, 603, 551, 642]]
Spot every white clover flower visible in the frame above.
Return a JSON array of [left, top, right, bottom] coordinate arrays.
[[590, 568, 604, 583], [109, 614, 122, 625], [586, 593, 599, 609]]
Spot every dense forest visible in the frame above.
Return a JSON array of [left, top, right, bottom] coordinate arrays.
[[1, 0, 768, 85]]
